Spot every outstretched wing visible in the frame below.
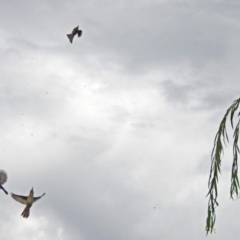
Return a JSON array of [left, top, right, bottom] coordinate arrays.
[[72, 26, 79, 34], [77, 30, 82, 37], [11, 193, 27, 205], [34, 193, 45, 202]]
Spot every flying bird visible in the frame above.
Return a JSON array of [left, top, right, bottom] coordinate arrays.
[[67, 26, 82, 43], [11, 188, 45, 218], [0, 170, 8, 194]]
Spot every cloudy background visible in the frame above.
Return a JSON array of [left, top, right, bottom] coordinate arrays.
[[0, 0, 240, 239]]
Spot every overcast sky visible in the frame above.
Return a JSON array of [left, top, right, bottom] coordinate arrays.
[[1, 0, 240, 239]]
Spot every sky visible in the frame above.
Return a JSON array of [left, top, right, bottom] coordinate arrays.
[[0, 0, 240, 239]]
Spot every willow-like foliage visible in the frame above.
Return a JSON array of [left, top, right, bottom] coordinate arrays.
[[206, 97, 240, 234]]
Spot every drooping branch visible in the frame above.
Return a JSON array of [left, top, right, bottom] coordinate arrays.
[[206, 98, 240, 235]]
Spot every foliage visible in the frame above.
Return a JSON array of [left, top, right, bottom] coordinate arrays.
[[206, 97, 240, 234]]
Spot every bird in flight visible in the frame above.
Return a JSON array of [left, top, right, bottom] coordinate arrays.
[[0, 170, 8, 194], [11, 188, 45, 218], [67, 26, 82, 43]]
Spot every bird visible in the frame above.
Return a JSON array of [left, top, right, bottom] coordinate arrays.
[[67, 26, 82, 43], [0, 170, 8, 194], [11, 188, 45, 218]]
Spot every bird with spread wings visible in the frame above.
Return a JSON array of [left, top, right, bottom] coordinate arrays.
[[67, 26, 82, 43], [11, 188, 45, 218]]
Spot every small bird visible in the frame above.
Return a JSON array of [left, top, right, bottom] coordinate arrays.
[[67, 26, 82, 43], [0, 170, 8, 194], [11, 188, 45, 218]]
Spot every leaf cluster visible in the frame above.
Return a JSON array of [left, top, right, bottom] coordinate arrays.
[[206, 98, 240, 234]]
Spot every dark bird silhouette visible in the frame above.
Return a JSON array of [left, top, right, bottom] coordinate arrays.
[[0, 170, 8, 194], [67, 26, 82, 43], [11, 188, 45, 218]]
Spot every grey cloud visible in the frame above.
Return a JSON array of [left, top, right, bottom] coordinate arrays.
[[0, 0, 233, 73], [1, 0, 240, 239], [160, 77, 240, 111]]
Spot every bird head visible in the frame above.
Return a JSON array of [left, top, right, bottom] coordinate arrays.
[[30, 188, 34, 194]]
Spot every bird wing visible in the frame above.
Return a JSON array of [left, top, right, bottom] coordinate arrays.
[[77, 30, 82, 37], [34, 193, 45, 202], [72, 26, 79, 34], [11, 193, 28, 204]]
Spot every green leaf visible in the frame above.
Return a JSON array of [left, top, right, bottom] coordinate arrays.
[[206, 97, 240, 234], [231, 110, 235, 128]]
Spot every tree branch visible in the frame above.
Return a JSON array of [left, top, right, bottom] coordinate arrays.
[[206, 98, 240, 234]]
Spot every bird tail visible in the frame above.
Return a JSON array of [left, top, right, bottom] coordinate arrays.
[[67, 34, 73, 43], [0, 185, 8, 194], [21, 205, 31, 218]]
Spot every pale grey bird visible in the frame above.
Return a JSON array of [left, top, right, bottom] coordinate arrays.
[[0, 170, 8, 195], [11, 188, 45, 218], [67, 26, 82, 43]]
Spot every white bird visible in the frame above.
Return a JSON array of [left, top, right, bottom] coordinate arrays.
[[0, 170, 8, 195], [11, 188, 45, 218], [67, 26, 82, 43]]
